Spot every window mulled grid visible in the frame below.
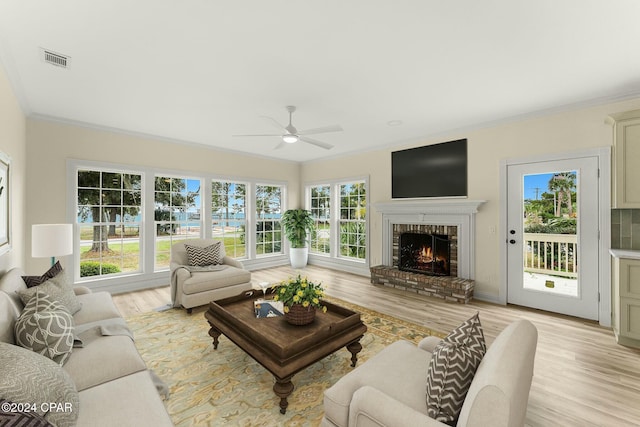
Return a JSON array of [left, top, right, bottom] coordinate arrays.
[[212, 180, 247, 258], [255, 184, 282, 256], [76, 169, 142, 278], [339, 181, 367, 260], [154, 176, 202, 270], [309, 185, 331, 254]]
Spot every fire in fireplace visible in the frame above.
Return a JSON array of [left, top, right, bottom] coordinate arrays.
[[399, 232, 450, 276]]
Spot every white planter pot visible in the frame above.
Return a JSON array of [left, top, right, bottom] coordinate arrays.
[[289, 247, 309, 269]]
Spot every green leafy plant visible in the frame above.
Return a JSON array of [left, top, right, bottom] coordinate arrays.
[[273, 274, 327, 313], [80, 261, 121, 277], [281, 209, 315, 248], [524, 218, 577, 234]]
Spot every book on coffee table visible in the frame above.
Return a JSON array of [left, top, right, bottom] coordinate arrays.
[[254, 299, 284, 318]]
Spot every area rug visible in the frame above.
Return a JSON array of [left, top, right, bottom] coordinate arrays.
[[126, 298, 446, 426]]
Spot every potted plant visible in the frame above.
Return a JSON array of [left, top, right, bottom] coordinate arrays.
[[281, 208, 315, 268], [273, 274, 327, 325]]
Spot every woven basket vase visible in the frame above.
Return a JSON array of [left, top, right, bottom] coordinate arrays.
[[285, 304, 316, 325]]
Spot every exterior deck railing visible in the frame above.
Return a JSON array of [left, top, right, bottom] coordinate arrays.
[[523, 233, 577, 278]]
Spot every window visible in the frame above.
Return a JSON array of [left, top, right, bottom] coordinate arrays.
[[309, 185, 331, 254], [154, 176, 201, 270], [70, 159, 288, 291], [256, 184, 282, 256], [305, 179, 367, 264], [212, 180, 247, 258], [77, 169, 142, 278], [339, 182, 366, 260]]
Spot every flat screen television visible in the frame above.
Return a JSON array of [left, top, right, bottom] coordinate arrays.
[[391, 138, 467, 199]]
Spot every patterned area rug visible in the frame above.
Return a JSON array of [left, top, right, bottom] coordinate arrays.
[[126, 298, 445, 426]]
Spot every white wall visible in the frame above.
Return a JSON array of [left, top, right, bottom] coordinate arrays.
[[25, 119, 301, 275], [0, 62, 26, 273], [13, 65, 640, 300], [301, 97, 640, 301]]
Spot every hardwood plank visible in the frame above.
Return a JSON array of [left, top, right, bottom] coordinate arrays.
[[113, 265, 640, 427]]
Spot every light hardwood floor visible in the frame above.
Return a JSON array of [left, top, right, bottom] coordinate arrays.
[[113, 265, 640, 427]]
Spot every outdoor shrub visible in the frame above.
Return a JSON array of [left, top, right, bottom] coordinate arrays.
[[525, 218, 576, 235], [80, 261, 121, 277]]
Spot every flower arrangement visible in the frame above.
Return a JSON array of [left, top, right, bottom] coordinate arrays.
[[273, 274, 327, 314]]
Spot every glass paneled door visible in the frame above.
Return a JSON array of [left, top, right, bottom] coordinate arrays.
[[506, 157, 599, 320]]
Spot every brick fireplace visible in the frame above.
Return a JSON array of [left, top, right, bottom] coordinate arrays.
[[371, 199, 485, 303], [395, 224, 457, 276]]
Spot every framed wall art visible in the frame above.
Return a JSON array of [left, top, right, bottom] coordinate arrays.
[[0, 151, 10, 254]]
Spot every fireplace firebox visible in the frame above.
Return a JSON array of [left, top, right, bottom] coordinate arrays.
[[399, 232, 450, 276]]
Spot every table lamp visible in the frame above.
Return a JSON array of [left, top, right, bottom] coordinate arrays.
[[32, 224, 73, 266]]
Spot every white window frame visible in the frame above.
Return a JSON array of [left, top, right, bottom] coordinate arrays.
[[211, 179, 249, 260], [153, 174, 203, 272], [304, 176, 369, 276], [337, 180, 367, 262], [72, 167, 144, 282], [309, 184, 331, 256], [255, 182, 285, 258], [67, 159, 288, 293]]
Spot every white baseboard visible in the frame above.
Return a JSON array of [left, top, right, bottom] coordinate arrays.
[[84, 274, 169, 295], [308, 256, 370, 277], [242, 255, 289, 271], [472, 290, 502, 305]]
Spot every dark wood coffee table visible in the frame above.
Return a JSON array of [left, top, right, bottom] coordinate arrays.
[[204, 290, 367, 414]]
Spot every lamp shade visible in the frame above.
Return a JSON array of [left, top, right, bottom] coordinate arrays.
[[32, 224, 73, 258]]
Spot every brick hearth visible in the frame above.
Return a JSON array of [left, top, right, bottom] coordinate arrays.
[[370, 265, 474, 304]]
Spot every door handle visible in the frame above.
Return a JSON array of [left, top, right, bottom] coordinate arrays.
[[509, 239, 516, 244]]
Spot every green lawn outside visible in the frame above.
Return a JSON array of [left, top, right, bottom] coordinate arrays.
[[80, 236, 247, 272]]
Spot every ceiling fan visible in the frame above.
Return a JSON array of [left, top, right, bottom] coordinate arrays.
[[233, 106, 343, 150]]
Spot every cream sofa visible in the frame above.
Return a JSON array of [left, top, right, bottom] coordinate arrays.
[[0, 267, 173, 427], [170, 238, 252, 313], [321, 319, 538, 427]]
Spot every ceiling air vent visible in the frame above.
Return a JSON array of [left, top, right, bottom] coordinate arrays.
[[42, 49, 70, 68]]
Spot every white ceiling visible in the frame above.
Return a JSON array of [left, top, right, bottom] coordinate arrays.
[[1, 0, 640, 162]]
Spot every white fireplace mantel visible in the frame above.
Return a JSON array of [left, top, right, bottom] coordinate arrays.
[[373, 199, 485, 215], [373, 199, 486, 280]]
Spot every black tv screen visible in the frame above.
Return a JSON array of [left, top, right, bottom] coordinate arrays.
[[392, 139, 467, 199]]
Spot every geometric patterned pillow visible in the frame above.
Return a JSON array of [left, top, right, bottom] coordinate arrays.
[[21, 261, 64, 288], [17, 269, 82, 315], [185, 242, 222, 266], [15, 291, 75, 366], [0, 342, 79, 427], [426, 312, 486, 425]]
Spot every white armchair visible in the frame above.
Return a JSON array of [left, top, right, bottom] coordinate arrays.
[[321, 320, 538, 427], [169, 239, 252, 313]]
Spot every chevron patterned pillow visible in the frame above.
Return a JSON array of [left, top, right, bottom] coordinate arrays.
[[15, 291, 75, 366], [426, 312, 486, 425], [185, 242, 222, 266]]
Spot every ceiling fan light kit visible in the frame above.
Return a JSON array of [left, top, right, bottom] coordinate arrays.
[[282, 134, 299, 144], [233, 105, 342, 150]]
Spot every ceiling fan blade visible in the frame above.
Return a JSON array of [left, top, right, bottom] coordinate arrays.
[[298, 124, 343, 135], [259, 116, 286, 132], [273, 140, 286, 150], [232, 134, 281, 137], [299, 136, 334, 150]]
